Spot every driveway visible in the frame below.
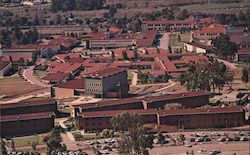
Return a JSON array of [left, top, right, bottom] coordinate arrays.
[[159, 32, 171, 50], [23, 66, 50, 87]]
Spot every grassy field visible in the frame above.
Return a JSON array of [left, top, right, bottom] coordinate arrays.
[[171, 32, 191, 50], [0, 76, 48, 100], [10, 135, 47, 148], [180, 1, 250, 11]]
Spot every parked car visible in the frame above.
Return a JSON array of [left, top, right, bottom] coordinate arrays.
[[195, 137, 204, 142], [204, 137, 212, 142], [210, 150, 221, 155], [190, 137, 195, 142], [240, 137, 249, 141], [217, 137, 226, 142]]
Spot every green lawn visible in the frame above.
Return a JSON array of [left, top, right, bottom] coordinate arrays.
[[33, 70, 47, 79], [171, 32, 191, 50], [180, 1, 250, 11], [11, 135, 46, 147]]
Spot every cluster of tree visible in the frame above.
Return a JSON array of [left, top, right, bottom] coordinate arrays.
[[211, 34, 238, 60], [0, 30, 12, 48], [51, 0, 104, 12], [43, 126, 66, 153], [242, 67, 249, 86], [215, 10, 250, 28], [110, 112, 153, 154], [138, 72, 170, 84], [101, 129, 115, 138], [180, 59, 233, 93], [16, 28, 39, 45]]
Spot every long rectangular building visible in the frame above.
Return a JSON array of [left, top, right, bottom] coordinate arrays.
[[72, 90, 210, 116], [76, 106, 245, 131]]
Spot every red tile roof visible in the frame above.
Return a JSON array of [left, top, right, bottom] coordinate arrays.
[[42, 73, 69, 81], [55, 79, 85, 89], [0, 112, 54, 122], [77, 106, 244, 119], [76, 90, 209, 110], [0, 98, 54, 109], [78, 109, 157, 118], [142, 20, 194, 25], [84, 67, 127, 78], [158, 106, 244, 116], [193, 24, 226, 34], [48, 63, 82, 74]]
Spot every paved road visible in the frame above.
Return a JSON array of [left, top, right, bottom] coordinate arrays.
[[23, 66, 50, 87], [160, 32, 171, 50], [217, 59, 237, 70]]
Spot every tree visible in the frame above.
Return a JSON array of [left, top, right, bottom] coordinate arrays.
[[177, 134, 185, 145], [177, 9, 189, 20], [64, 55, 70, 62], [133, 50, 138, 60], [122, 51, 128, 60], [111, 51, 115, 62], [110, 112, 153, 154], [178, 34, 181, 42], [10, 139, 15, 151], [1, 139, 7, 155], [43, 128, 62, 152], [101, 129, 110, 138], [133, 19, 142, 33], [242, 67, 249, 86], [32, 142, 37, 151], [211, 34, 238, 60]]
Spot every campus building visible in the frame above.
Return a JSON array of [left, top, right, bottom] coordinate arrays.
[[72, 90, 210, 114], [142, 20, 196, 31], [0, 98, 56, 137], [76, 106, 245, 131], [84, 68, 129, 98]]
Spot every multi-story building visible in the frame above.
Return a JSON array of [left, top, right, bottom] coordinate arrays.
[[76, 106, 245, 131], [84, 68, 129, 98], [0, 98, 56, 137], [71, 90, 210, 115], [191, 24, 226, 45], [142, 20, 196, 31]]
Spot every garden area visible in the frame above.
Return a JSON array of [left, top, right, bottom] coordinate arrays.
[[171, 32, 191, 51]]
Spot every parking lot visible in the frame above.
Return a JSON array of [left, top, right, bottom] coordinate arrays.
[[83, 131, 250, 155]]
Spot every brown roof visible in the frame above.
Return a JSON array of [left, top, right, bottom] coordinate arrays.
[[77, 106, 244, 118], [42, 73, 69, 81], [85, 67, 127, 78], [76, 90, 209, 110], [0, 112, 54, 122], [0, 98, 55, 109], [78, 109, 157, 118], [55, 79, 84, 89], [158, 106, 244, 116]]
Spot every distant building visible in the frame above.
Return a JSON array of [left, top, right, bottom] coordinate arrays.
[[142, 20, 196, 31], [191, 24, 226, 45], [22, 0, 42, 5], [84, 68, 129, 98]]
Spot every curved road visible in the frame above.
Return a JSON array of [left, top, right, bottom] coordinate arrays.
[[23, 66, 50, 87]]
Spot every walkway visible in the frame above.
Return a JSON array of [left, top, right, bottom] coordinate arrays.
[[160, 32, 171, 50], [131, 71, 138, 86], [57, 118, 79, 151], [23, 66, 50, 87], [217, 59, 237, 70]]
